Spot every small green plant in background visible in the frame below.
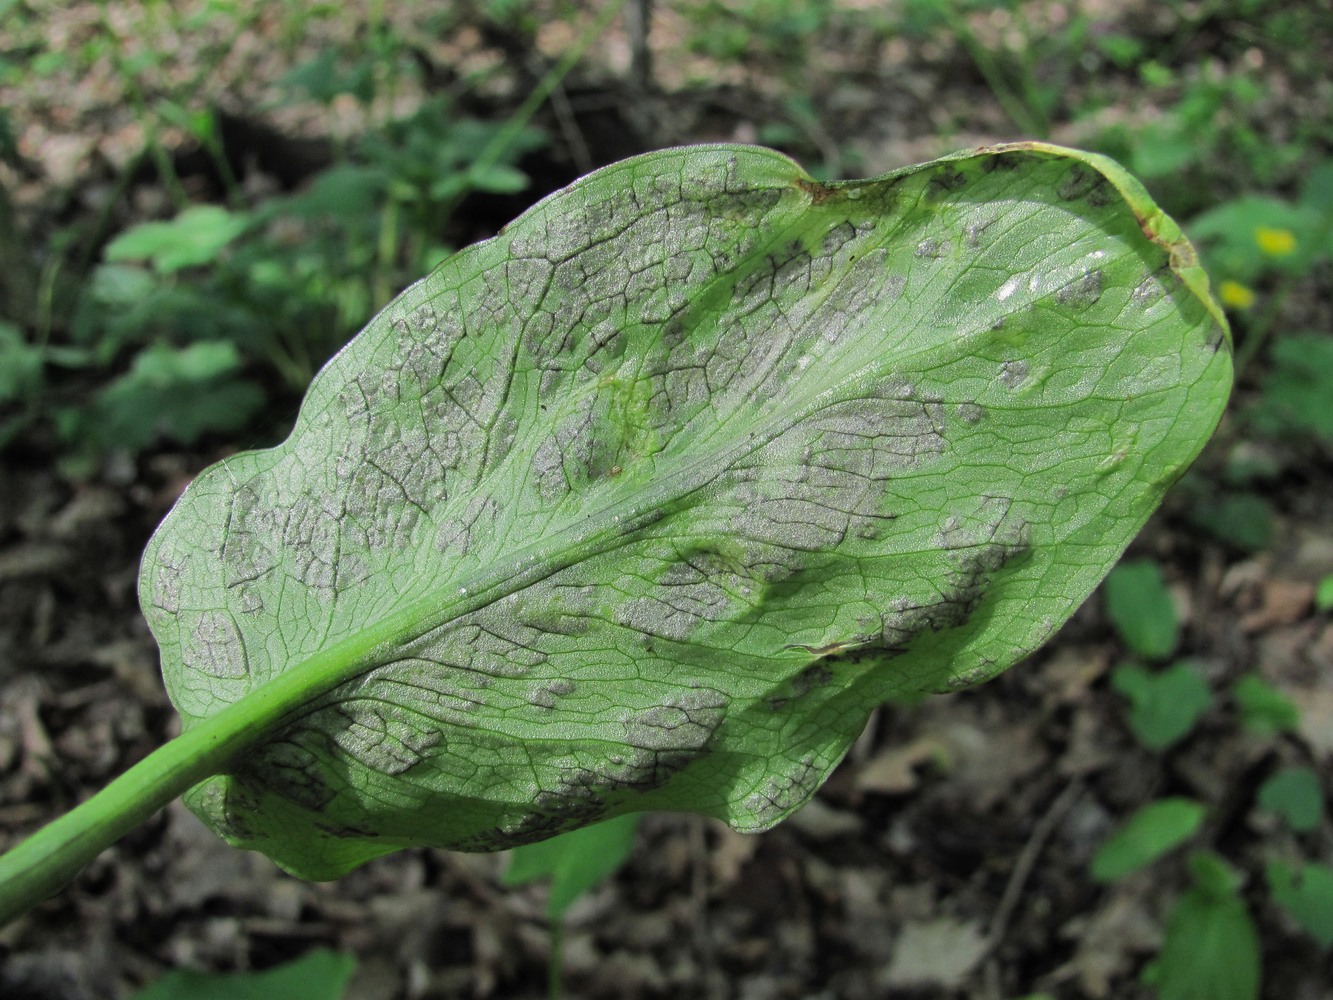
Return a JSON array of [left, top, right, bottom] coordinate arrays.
[[1233, 673, 1302, 736], [1093, 806, 1265, 1000], [1102, 558, 1212, 749], [104, 205, 253, 274], [119, 815, 635, 1000], [71, 96, 547, 397], [69, 341, 267, 457], [504, 815, 641, 925], [1267, 861, 1333, 950], [1187, 162, 1333, 304], [0, 319, 43, 448], [1316, 575, 1333, 613], [899, 0, 1093, 139], [1091, 798, 1207, 883], [1144, 852, 1261, 1000], [1110, 662, 1212, 751], [1098, 65, 1300, 216], [1162, 154, 1327, 557], [1188, 161, 1333, 373], [1091, 590, 1332, 998], [1173, 160, 1333, 552], [1251, 706, 1333, 950], [1102, 558, 1180, 661], [682, 0, 834, 80], [1183, 479, 1276, 555], [1257, 766, 1324, 833], [503, 815, 641, 998], [1248, 331, 1333, 444]]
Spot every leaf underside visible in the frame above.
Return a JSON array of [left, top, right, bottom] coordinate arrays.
[[139, 143, 1231, 879]]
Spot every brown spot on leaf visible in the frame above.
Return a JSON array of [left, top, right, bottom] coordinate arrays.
[[797, 177, 839, 204]]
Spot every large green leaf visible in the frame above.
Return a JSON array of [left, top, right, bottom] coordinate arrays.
[[138, 143, 1231, 879]]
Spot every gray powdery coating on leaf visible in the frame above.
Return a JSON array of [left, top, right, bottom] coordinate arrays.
[[610, 373, 953, 643], [746, 754, 823, 826], [179, 609, 249, 682], [615, 545, 756, 641], [567, 691, 727, 795], [246, 741, 335, 812], [842, 499, 1030, 663], [1133, 272, 1169, 308], [998, 360, 1030, 389], [317, 701, 444, 777], [474, 688, 730, 845], [620, 689, 729, 778], [1056, 270, 1104, 309], [1056, 162, 1113, 205], [914, 237, 951, 259], [149, 551, 184, 615]]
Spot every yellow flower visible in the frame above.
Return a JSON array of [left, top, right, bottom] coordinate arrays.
[[1218, 280, 1256, 310], [1255, 226, 1297, 257]]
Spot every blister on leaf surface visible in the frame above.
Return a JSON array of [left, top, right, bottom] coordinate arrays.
[[139, 142, 1231, 878]]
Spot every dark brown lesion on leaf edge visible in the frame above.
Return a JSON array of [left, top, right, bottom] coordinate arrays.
[[795, 177, 839, 204]]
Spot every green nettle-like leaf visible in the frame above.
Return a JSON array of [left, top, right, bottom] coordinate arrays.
[[1256, 766, 1324, 832], [1147, 852, 1260, 1000], [105, 204, 252, 274], [1102, 558, 1179, 660], [1267, 860, 1333, 949], [1091, 797, 1207, 882], [137, 143, 1231, 879], [1112, 661, 1212, 750]]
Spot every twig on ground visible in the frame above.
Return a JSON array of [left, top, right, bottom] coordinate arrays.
[[980, 778, 1085, 998]]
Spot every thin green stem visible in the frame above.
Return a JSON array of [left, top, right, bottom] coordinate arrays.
[[0, 614, 402, 925], [434, 0, 629, 226], [0, 703, 253, 925], [548, 918, 565, 1000], [142, 117, 192, 212]]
